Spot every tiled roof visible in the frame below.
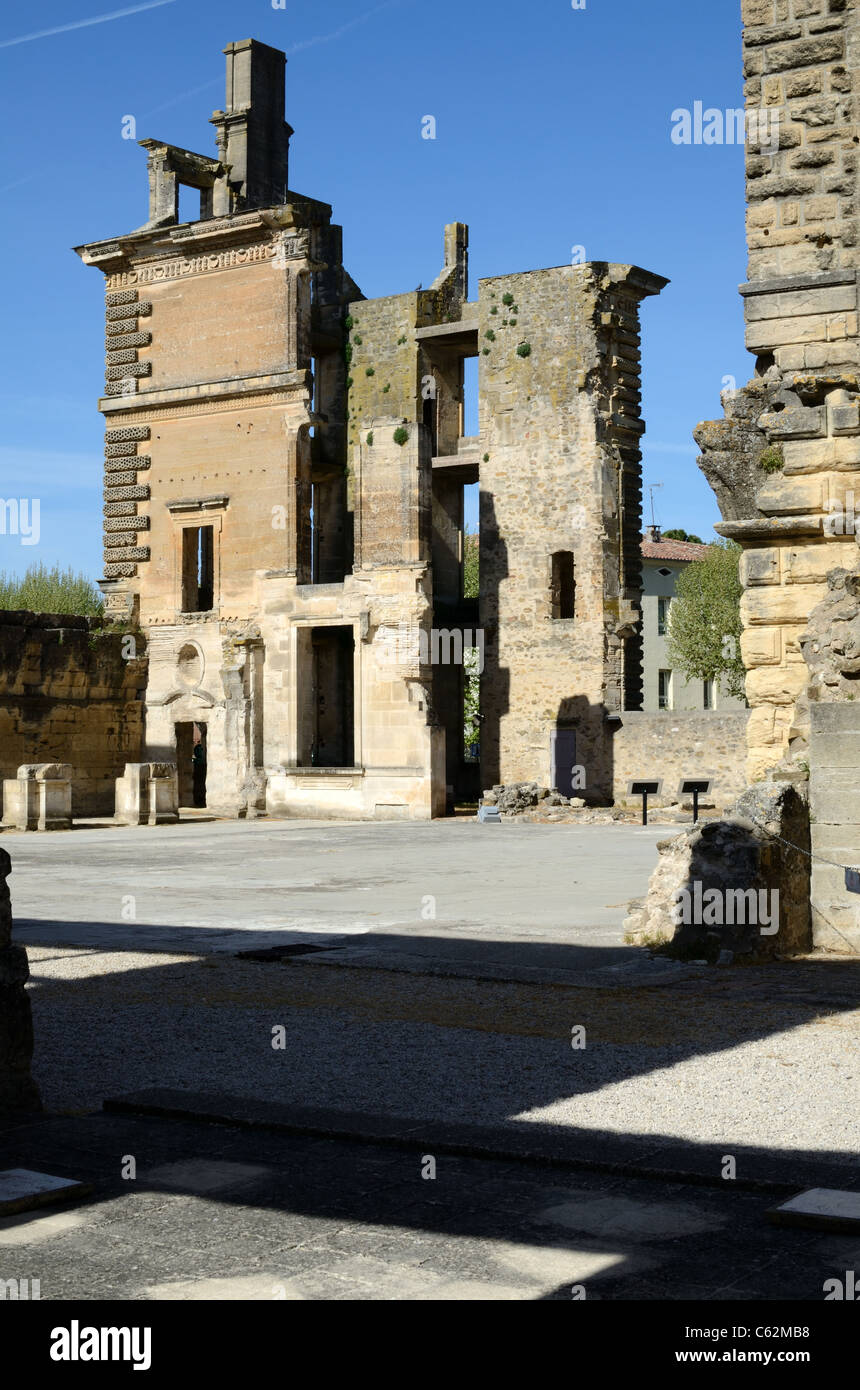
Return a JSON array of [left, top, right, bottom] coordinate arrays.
[[641, 538, 711, 562]]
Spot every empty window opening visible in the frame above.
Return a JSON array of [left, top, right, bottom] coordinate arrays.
[[657, 596, 670, 636], [550, 551, 575, 619], [658, 670, 672, 711], [703, 678, 714, 710], [182, 526, 214, 612], [178, 184, 202, 224], [175, 721, 207, 807], [308, 626, 354, 767], [423, 383, 439, 457], [462, 355, 479, 438], [462, 483, 479, 601]]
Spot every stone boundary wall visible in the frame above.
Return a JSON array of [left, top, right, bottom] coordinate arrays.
[[611, 710, 751, 809], [0, 612, 146, 818]]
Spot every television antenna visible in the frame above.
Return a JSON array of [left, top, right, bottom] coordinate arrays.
[[648, 483, 663, 527]]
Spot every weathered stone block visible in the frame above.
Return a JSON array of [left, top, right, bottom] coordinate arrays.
[[2, 766, 72, 830], [115, 763, 179, 827]]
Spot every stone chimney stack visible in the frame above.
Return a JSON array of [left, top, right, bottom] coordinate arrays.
[[644, 524, 661, 543], [210, 39, 294, 213]]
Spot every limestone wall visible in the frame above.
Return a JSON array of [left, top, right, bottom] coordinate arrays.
[[478, 262, 666, 798], [611, 711, 751, 810], [0, 613, 146, 817], [809, 702, 860, 950], [697, 0, 860, 782]]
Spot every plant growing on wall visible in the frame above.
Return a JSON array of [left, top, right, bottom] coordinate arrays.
[[665, 539, 746, 702], [393, 427, 409, 446], [516, 342, 531, 357], [759, 444, 784, 473], [366, 432, 374, 446]]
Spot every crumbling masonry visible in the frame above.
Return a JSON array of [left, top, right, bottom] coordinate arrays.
[[74, 37, 666, 819], [632, 0, 860, 954]]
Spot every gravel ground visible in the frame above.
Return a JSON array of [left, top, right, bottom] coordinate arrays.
[[26, 945, 860, 1163]]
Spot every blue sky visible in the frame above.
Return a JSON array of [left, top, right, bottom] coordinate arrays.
[[0, 0, 749, 578]]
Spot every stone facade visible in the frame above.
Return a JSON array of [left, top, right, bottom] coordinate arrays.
[[0, 613, 146, 817], [74, 37, 666, 819], [697, 0, 860, 783]]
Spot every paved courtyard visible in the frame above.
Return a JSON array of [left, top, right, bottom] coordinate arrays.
[[1, 817, 856, 1180]]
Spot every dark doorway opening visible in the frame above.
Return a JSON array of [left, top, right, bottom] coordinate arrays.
[[176, 721, 207, 806], [551, 726, 577, 798], [310, 626, 354, 767]]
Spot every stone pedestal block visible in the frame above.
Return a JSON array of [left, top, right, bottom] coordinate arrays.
[[115, 763, 179, 826], [2, 765, 73, 831]]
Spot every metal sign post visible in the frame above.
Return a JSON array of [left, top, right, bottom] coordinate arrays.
[[677, 778, 713, 825], [627, 779, 662, 827]]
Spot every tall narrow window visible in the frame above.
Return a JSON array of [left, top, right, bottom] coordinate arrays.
[[550, 551, 575, 619], [182, 526, 214, 612], [657, 596, 670, 636], [703, 678, 714, 710], [658, 669, 672, 711]]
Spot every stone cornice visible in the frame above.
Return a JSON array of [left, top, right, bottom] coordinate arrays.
[[716, 515, 824, 541], [739, 270, 858, 297], [99, 369, 308, 416]]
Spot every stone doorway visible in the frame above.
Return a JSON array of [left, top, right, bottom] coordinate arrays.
[[176, 721, 207, 807]]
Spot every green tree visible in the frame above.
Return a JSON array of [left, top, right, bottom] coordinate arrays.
[[665, 540, 746, 701], [463, 529, 479, 599], [0, 563, 104, 616], [662, 527, 703, 544]]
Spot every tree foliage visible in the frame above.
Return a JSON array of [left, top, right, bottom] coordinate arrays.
[[665, 540, 746, 701], [0, 564, 103, 616], [662, 527, 703, 544], [463, 530, 479, 599]]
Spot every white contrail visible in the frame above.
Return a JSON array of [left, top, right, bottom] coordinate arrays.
[[285, 0, 406, 56], [0, 0, 176, 50]]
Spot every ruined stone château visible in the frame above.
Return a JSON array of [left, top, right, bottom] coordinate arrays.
[[74, 37, 666, 819]]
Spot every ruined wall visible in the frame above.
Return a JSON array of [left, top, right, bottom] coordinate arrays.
[[0, 848, 39, 1112], [0, 613, 146, 817], [696, 0, 860, 781], [478, 263, 665, 798], [611, 710, 750, 810]]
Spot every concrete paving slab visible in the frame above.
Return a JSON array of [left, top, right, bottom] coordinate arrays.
[[0, 1168, 91, 1216], [769, 1187, 860, 1232]]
